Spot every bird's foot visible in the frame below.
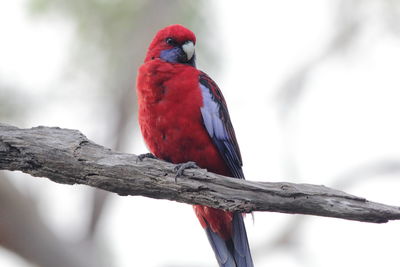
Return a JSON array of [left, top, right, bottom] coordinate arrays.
[[136, 153, 156, 162], [174, 161, 199, 179]]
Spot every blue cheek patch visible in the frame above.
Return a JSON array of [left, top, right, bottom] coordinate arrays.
[[160, 47, 181, 63]]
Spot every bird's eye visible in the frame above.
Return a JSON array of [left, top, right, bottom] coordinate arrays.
[[165, 37, 177, 46]]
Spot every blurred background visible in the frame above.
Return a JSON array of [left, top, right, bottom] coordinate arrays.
[[1, 0, 400, 266]]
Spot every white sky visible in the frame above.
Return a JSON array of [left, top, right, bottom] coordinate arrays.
[[1, 0, 400, 266]]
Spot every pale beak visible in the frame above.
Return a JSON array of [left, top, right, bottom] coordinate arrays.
[[182, 41, 195, 61]]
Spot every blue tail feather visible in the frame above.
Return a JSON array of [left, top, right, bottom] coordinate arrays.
[[205, 228, 236, 267], [204, 213, 254, 267], [232, 213, 254, 267]]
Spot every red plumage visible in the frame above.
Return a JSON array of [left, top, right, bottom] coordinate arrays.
[[137, 24, 253, 267], [137, 61, 230, 177]]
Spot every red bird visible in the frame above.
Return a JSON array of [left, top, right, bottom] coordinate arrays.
[[137, 24, 254, 267]]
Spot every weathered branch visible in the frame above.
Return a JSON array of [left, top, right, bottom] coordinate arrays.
[[1, 123, 400, 223]]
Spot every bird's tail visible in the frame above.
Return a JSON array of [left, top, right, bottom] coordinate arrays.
[[205, 212, 254, 267]]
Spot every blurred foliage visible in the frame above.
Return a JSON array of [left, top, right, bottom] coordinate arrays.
[[29, 0, 211, 150], [27, 0, 213, 150], [28, 0, 205, 92]]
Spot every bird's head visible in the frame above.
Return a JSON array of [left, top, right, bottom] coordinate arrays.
[[145, 24, 196, 67]]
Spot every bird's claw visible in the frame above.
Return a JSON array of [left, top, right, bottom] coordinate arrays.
[[174, 161, 199, 180], [136, 153, 156, 162]]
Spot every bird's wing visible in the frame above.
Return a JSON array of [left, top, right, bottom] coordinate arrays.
[[199, 72, 244, 179]]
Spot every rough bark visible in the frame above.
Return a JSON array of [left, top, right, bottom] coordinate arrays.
[[1, 123, 400, 223]]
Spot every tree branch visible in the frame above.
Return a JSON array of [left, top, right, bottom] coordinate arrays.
[[1, 123, 400, 223]]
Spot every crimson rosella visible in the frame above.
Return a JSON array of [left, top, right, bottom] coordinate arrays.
[[137, 24, 254, 267]]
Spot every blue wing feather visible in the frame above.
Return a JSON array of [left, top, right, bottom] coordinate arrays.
[[199, 72, 245, 179]]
